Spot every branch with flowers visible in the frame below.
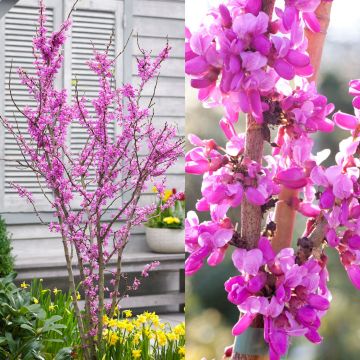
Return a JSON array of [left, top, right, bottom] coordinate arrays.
[[184, 0, 360, 359], [0, 1, 183, 359]]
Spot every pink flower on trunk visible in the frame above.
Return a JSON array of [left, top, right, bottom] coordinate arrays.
[[185, 211, 233, 275], [225, 236, 330, 360]]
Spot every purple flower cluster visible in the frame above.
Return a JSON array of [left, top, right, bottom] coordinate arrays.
[[184, 0, 360, 357], [225, 237, 330, 360], [185, 0, 318, 124]]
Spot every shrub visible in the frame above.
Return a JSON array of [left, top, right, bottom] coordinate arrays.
[[0, 273, 66, 360], [0, 216, 14, 277], [0, 274, 185, 359]]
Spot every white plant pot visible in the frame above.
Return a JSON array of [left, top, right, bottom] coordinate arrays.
[[145, 227, 184, 254]]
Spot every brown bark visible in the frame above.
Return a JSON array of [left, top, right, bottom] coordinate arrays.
[[239, 118, 264, 249], [272, 1, 332, 252], [232, 2, 332, 359], [231, 1, 275, 359]]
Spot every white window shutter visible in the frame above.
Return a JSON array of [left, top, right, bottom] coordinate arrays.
[[0, 0, 62, 212], [66, 0, 124, 152]]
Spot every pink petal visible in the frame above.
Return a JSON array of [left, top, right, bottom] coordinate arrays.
[[243, 249, 263, 275], [286, 49, 310, 67], [282, 6, 296, 31], [346, 265, 360, 290], [274, 58, 295, 80], [316, 117, 334, 132], [196, 197, 210, 211], [252, 34, 271, 55], [247, 272, 267, 293], [213, 228, 234, 248], [258, 236, 275, 262], [208, 246, 227, 267], [349, 79, 360, 96], [319, 188, 335, 209], [298, 202, 320, 217], [307, 294, 330, 311], [248, 89, 263, 123], [241, 51, 267, 72], [296, 306, 317, 326], [305, 329, 322, 344], [348, 235, 360, 250], [219, 117, 237, 140], [191, 77, 214, 89], [185, 161, 209, 175], [232, 313, 256, 336], [245, 187, 266, 205], [245, 0, 262, 15], [219, 4, 232, 28], [269, 330, 288, 357], [332, 174, 353, 200], [235, 91, 251, 113], [326, 229, 339, 248], [274, 168, 307, 189], [333, 111, 358, 130], [185, 56, 208, 75], [303, 12, 321, 33], [352, 96, 360, 110], [310, 166, 328, 187]]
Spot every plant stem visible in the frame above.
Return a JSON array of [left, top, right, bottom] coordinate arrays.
[[239, 117, 264, 248], [231, 1, 275, 359], [272, 1, 332, 252]]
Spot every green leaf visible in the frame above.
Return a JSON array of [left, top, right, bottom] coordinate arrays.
[[54, 347, 73, 360], [20, 323, 36, 334]]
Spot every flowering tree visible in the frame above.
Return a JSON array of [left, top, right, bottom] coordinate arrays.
[[184, 0, 360, 359], [0, 1, 183, 358]]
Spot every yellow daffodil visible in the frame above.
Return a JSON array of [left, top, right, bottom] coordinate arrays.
[[32, 297, 39, 304], [76, 291, 81, 300], [103, 315, 109, 326], [163, 216, 181, 225], [162, 189, 173, 202], [20, 281, 29, 289], [108, 331, 119, 346], [132, 332, 141, 345], [167, 332, 178, 341], [156, 330, 167, 346], [53, 287, 60, 295], [108, 318, 118, 328], [123, 309, 132, 318], [178, 346, 185, 356], [137, 314, 147, 324], [126, 322, 134, 332], [174, 323, 185, 336], [152, 186, 158, 193], [49, 303, 57, 312], [132, 349, 141, 359]]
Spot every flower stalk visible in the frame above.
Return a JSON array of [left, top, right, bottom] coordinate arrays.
[[272, 1, 333, 253]]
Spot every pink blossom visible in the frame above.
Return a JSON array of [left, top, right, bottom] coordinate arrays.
[[225, 237, 330, 360]]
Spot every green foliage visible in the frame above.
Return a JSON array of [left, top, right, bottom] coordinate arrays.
[[0, 275, 185, 359], [0, 274, 67, 360], [146, 189, 185, 229], [0, 216, 14, 277], [99, 311, 185, 360], [29, 279, 80, 358]]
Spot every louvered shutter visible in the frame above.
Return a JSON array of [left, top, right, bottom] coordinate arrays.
[[64, 0, 124, 196], [0, 0, 62, 212], [66, 0, 123, 150]]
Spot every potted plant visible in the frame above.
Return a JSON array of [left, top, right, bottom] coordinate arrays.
[[145, 188, 185, 253]]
